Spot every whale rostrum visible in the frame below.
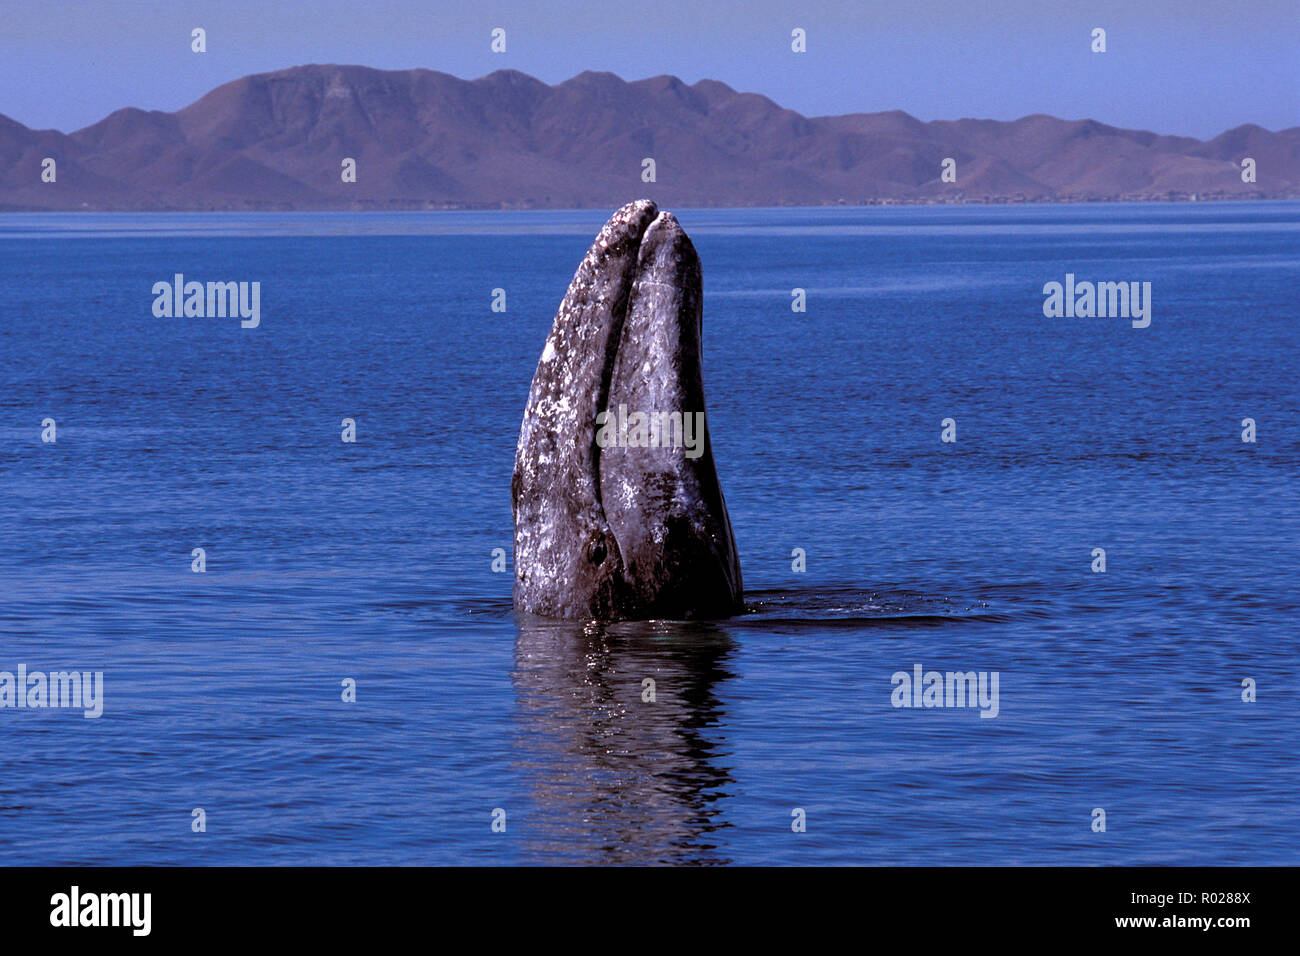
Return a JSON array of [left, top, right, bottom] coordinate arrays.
[[512, 200, 743, 620]]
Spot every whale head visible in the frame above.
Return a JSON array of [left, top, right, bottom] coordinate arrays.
[[512, 201, 743, 621]]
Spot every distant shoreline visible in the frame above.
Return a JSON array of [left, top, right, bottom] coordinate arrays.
[[4, 195, 1298, 214]]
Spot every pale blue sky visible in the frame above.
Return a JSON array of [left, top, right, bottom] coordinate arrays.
[[2, 0, 1296, 138]]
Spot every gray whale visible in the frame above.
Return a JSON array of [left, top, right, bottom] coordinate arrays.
[[512, 200, 743, 620]]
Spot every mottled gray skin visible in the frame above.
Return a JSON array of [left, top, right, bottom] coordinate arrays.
[[599, 213, 743, 617], [512, 201, 743, 620]]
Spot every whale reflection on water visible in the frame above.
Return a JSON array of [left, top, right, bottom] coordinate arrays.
[[511, 615, 737, 865]]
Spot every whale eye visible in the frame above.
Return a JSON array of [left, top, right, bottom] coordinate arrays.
[[586, 539, 607, 564]]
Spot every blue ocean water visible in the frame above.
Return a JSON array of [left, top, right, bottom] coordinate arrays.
[[0, 202, 1296, 865]]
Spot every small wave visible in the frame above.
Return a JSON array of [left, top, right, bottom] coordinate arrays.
[[445, 584, 1009, 629], [735, 586, 1006, 628]]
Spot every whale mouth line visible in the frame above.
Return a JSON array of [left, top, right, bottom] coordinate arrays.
[[589, 206, 667, 532]]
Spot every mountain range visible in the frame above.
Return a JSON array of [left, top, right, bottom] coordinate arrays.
[[2, 63, 1296, 210]]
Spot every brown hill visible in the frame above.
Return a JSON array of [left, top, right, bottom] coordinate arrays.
[[1, 64, 1295, 210]]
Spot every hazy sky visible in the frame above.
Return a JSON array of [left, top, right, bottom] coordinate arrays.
[[3, 0, 1296, 138]]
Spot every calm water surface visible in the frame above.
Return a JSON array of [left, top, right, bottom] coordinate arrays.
[[1, 202, 1297, 864]]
